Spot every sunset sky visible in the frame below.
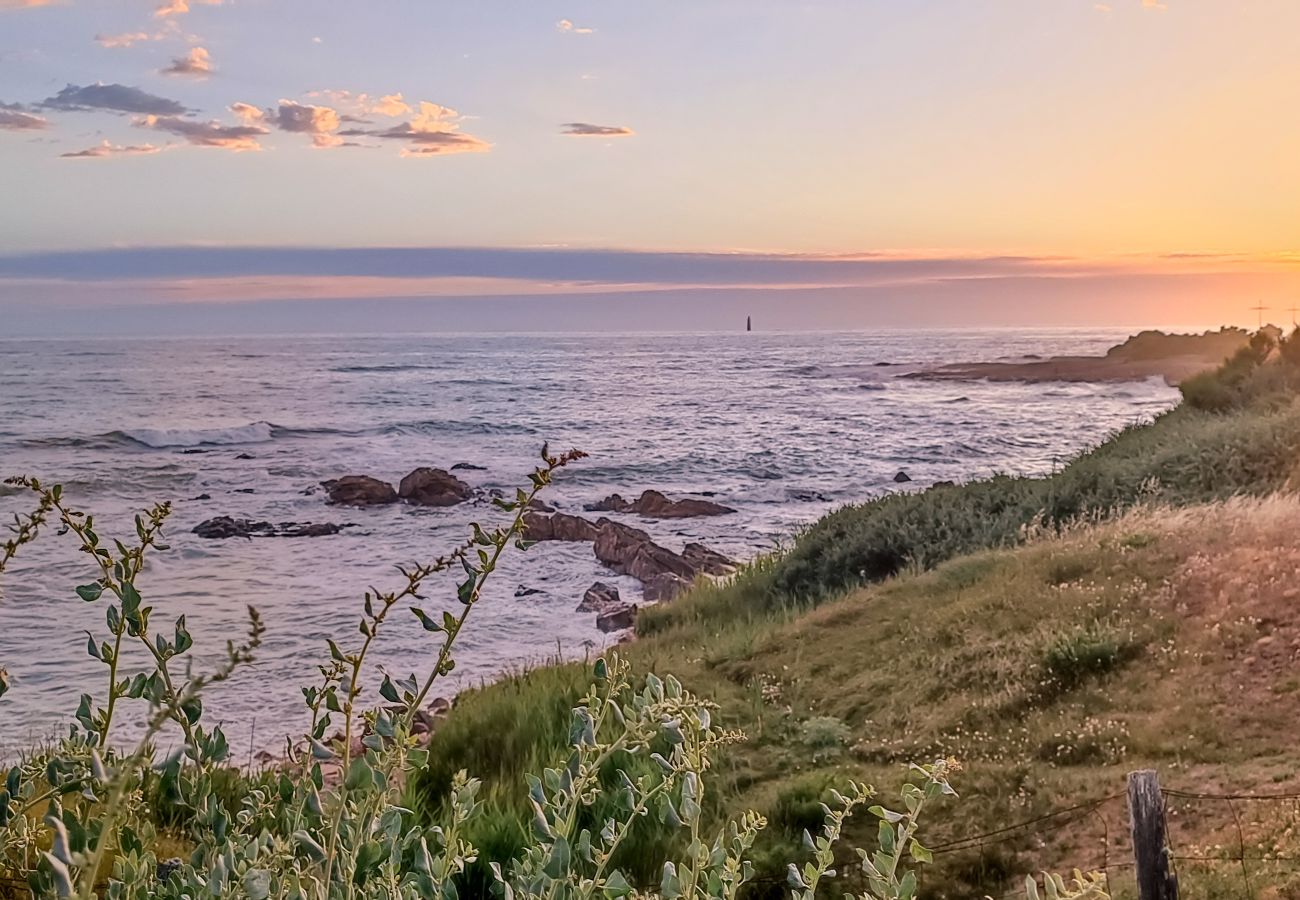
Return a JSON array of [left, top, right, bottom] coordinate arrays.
[[2, 0, 1299, 333]]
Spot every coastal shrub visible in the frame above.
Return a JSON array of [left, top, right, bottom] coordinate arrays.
[[797, 716, 852, 763], [0, 453, 1035, 900], [1038, 625, 1139, 697], [770, 394, 1300, 602]]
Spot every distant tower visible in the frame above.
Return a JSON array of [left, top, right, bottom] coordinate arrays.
[[746, 315, 752, 332]]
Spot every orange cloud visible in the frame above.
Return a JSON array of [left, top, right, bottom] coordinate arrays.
[[0, 0, 62, 8], [136, 114, 266, 150], [274, 100, 343, 148], [160, 46, 212, 77], [0, 102, 47, 130], [306, 89, 411, 119], [155, 0, 219, 18], [339, 101, 491, 156], [60, 140, 162, 158], [229, 101, 265, 124], [556, 19, 595, 34]]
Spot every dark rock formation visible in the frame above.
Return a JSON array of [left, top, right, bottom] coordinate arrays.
[[235, 453, 254, 460], [193, 517, 351, 539], [585, 490, 734, 518], [682, 543, 737, 576], [893, 471, 912, 483], [450, 462, 487, 471], [596, 603, 637, 633], [527, 498, 556, 513], [322, 475, 398, 506], [514, 585, 543, 598], [585, 493, 630, 512], [593, 518, 697, 584], [524, 511, 600, 542], [398, 468, 471, 507], [191, 493, 211, 501], [577, 581, 621, 613], [628, 490, 735, 518], [642, 573, 691, 602]]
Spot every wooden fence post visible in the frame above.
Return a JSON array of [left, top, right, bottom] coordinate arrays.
[[1128, 769, 1179, 900]]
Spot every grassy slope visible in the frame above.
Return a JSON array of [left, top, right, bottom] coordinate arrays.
[[413, 356, 1300, 898]]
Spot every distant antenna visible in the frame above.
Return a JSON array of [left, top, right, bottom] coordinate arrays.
[[1249, 303, 1269, 329], [1289, 304, 1299, 327], [746, 315, 752, 333]]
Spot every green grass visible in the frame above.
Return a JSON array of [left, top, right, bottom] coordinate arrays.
[[409, 344, 1300, 897]]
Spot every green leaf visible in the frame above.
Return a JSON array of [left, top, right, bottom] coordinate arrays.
[[75, 583, 102, 602], [293, 831, 326, 861], [908, 838, 933, 864], [410, 608, 443, 633], [603, 870, 633, 898], [344, 757, 373, 792], [119, 582, 141, 614], [242, 869, 271, 900], [878, 819, 896, 854]]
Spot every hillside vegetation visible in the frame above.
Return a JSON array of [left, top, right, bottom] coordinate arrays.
[[412, 327, 1300, 898]]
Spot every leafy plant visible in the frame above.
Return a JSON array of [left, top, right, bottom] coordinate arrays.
[[0, 447, 1025, 900]]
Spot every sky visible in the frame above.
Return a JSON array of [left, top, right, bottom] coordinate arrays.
[[2, 0, 1299, 334]]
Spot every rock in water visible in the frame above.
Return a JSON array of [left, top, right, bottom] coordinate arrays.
[[627, 490, 736, 518], [193, 517, 350, 539], [593, 519, 697, 583], [524, 511, 600, 542], [585, 493, 631, 512], [596, 603, 637, 633], [322, 475, 398, 506], [398, 468, 471, 507], [514, 585, 543, 598], [577, 581, 621, 613], [893, 471, 912, 483], [450, 462, 486, 471]]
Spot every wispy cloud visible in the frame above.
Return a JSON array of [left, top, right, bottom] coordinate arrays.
[[556, 19, 595, 34], [155, 0, 220, 18], [136, 114, 266, 150], [60, 140, 162, 158], [0, 101, 47, 130], [96, 31, 160, 48], [43, 82, 187, 115], [340, 101, 490, 157], [160, 46, 212, 77], [306, 89, 411, 119], [229, 101, 265, 124], [1143, 0, 1168, 9], [561, 122, 634, 137], [0, 0, 62, 8], [274, 100, 342, 148]]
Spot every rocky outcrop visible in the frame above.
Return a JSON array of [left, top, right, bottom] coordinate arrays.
[[585, 493, 630, 513], [322, 476, 398, 507], [577, 581, 621, 613], [596, 603, 637, 633], [594, 518, 697, 584], [642, 573, 691, 602], [585, 490, 735, 518], [524, 511, 600, 542], [893, 471, 912, 483], [398, 468, 471, 507], [193, 517, 351, 539], [682, 543, 737, 576]]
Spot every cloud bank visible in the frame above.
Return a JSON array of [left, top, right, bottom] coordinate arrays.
[[43, 82, 187, 115], [561, 122, 634, 137]]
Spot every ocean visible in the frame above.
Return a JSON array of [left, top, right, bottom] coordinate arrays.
[[0, 329, 1179, 757]]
